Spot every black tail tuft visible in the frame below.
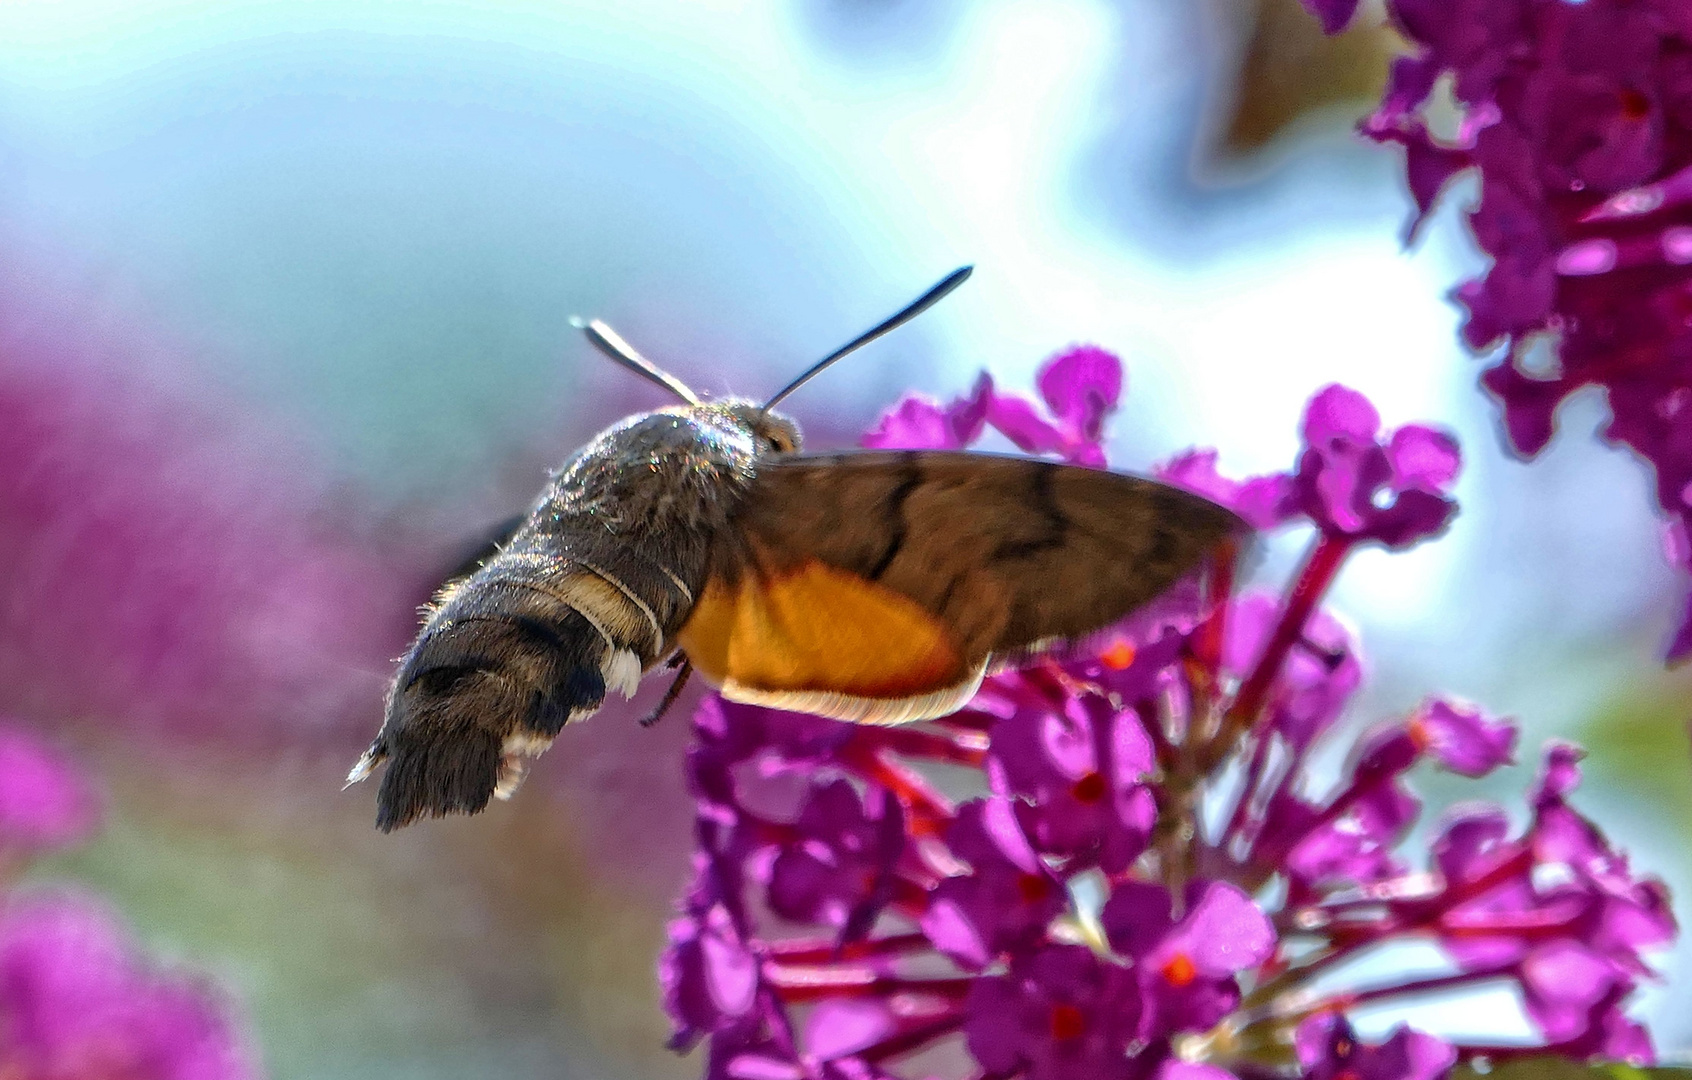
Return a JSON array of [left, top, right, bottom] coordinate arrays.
[[374, 724, 503, 832]]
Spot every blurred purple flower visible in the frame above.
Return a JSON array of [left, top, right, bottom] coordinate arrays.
[[1335, 0, 1692, 657], [1298, 0, 1363, 36], [1296, 1013, 1455, 1080], [0, 724, 98, 857], [864, 346, 1120, 466], [1157, 451, 1294, 531], [862, 374, 992, 451], [1408, 698, 1517, 777], [660, 352, 1672, 1080], [0, 895, 259, 1080], [0, 699, 263, 1078], [0, 251, 431, 740]]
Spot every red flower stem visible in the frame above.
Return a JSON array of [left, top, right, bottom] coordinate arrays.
[[1388, 846, 1536, 926], [841, 745, 956, 835], [1438, 914, 1582, 937], [763, 967, 973, 1002], [767, 932, 933, 964], [1208, 532, 1355, 767], [737, 814, 803, 845], [1023, 661, 1078, 706], [1288, 846, 1536, 981], [932, 709, 1000, 733], [887, 874, 937, 919], [1188, 540, 1240, 718], [855, 725, 988, 767]]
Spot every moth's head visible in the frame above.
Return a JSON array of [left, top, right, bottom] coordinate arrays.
[[721, 399, 802, 454]]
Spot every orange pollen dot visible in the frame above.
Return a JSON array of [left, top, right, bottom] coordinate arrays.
[[1160, 952, 1198, 987], [1620, 89, 1651, 120], [1406, 716, 1432, 751], [1049, 1003, 1087, 1041], [1100, 638, 1136, 671], [1335, 1070, 1362, 1080], [1071, 771, 1107, 804], [1016, 872, 1051, 904]]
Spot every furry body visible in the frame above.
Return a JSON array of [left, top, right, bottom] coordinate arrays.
[[349, 402, 795, 831]]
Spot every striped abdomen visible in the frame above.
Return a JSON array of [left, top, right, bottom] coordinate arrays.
[[351, 532, 702, 832]]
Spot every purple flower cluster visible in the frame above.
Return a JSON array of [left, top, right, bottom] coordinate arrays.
[[659, 350, 1674, 1080], [0, 720, 261, 1080], [0, 726, 99, 863], [1313, 0, 1692, 656], [0, 898, 259, 1080], [863, 345, 1121, 467], [0, 261, 426, 740]]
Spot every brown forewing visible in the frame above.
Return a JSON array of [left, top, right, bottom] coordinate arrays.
[[722, 451, 1249, 665]]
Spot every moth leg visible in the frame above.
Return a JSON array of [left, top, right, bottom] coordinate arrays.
[[641, 659, 694, 728]]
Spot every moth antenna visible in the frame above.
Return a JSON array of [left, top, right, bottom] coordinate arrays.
[[761, 265, 973, 412], [570, 316, 702, 406]]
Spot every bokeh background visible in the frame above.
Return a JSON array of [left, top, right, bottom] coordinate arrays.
[[1, 0, 1687, 1077]]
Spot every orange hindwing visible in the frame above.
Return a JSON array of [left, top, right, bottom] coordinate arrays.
[[676, 557, 985, 724]]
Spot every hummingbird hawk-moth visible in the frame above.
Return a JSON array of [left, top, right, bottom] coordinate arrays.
[[347, 268, 1246, 831]]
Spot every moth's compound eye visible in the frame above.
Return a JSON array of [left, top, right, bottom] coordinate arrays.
[[759, 424, 798, 453], [743, 408, 800, 454]]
